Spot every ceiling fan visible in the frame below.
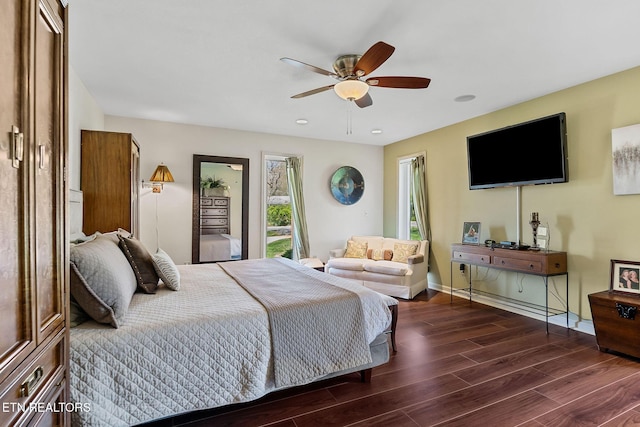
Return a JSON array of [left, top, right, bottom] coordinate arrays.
[[281, 41, 431, 108]]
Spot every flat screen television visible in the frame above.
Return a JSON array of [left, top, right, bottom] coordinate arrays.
[[466, 112, 568, 190]]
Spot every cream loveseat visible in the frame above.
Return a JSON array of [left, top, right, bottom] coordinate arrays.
[[326, 236, 429, 299]]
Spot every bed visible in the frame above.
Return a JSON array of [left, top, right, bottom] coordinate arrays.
[[67, 200, 396, 426], [199, 233, 242, 261]]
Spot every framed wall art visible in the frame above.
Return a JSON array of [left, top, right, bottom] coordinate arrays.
[[462, 222, 481, 244], [610, 259, 640, 295], [612, 123, 640, 195], [330, 166, 364, 205]]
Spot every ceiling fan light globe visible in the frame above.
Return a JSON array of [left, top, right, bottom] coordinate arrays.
[[333, 80, 369, 101]]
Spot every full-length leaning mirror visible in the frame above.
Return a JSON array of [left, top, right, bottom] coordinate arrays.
[[192, 155, 249, 263]]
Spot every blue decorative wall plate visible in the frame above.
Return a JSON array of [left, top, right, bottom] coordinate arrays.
[[330, 166, 364, 205]]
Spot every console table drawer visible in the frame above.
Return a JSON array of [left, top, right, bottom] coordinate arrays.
[[493, 256, 542, 273], [452, 251, 490, 265]]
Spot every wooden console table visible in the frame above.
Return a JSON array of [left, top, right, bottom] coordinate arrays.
[[450, 243, 568, 332]]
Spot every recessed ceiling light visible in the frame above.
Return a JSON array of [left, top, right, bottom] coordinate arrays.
[[371, 129, 383, 134], [295, 119, 308, 125], [454, 94, 476, 102]]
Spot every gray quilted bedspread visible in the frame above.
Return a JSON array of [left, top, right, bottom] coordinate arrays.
[[70, 259, 393, 426]]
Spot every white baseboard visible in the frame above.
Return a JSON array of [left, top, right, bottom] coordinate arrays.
[[429, 283, 594, 336]]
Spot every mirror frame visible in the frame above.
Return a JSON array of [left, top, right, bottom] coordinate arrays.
[[192, 154, 249, 263]]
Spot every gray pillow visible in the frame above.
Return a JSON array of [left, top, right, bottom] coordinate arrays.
[[151, 248, 180, 291], [69, 291, 90, 327], [69, 235, 137, 328]]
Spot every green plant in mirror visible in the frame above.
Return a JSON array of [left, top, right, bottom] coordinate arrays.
[[200, 176, 226, 189]]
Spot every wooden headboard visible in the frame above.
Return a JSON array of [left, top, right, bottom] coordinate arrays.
[[69, 189, 84, 241]]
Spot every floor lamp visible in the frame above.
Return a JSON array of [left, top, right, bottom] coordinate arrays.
[[149, 163, 174, 250]]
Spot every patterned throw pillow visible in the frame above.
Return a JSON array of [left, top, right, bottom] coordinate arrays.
[[118, 234, 159, 294], [391, 242, 420, 263], [344, 240, 368, 258], [152, 248, 181, 291], [367, 248, 393, 261]]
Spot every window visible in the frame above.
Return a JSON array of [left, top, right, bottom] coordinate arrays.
[[264, 155, 292, 258]]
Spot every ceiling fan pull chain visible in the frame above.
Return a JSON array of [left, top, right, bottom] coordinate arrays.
[[346, 101, 353, 135]]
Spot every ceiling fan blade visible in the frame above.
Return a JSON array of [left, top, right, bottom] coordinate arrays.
[[366, 76, 431, 89], [280, 57, 338, 78], [290, 84, 335, 99], [354, 41, 395, 76], [355, 93, 372, 108]]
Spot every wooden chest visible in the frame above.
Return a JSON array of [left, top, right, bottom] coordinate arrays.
[[589, 291, 640, 358]]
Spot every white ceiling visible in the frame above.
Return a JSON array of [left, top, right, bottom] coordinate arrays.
[[69, 1, 640, 146]]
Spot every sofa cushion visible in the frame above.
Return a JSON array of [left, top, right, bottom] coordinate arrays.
[[344, 240, 368, 258], [367, 248, 393, 261], [392, 242, 420, 263], [363, 261, 409, 276], [325, 258, 368, 271]]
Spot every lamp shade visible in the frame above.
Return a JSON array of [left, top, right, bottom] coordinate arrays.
[[149, 164, 174, 183], [333, 80, 369, 101]]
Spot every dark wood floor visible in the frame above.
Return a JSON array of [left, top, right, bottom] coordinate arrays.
[[150, 290, 640, 427]]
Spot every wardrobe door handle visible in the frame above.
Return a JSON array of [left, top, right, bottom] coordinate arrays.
[[11, 125, 24, 168], [38, 144, 47, 169]]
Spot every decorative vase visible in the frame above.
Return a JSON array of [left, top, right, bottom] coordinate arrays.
[[529, 212, 540, 249]]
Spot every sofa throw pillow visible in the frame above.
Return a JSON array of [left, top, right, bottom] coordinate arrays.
[[69, 235, 137, 328], [344, 240, 368, 258], [391, 242, 420, 263], [367, 248, 393, 261], [152, 248, 181, 291], [118, 234, 159, 294]]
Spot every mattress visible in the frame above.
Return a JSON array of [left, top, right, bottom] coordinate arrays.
[[70, 259, 394, 426]]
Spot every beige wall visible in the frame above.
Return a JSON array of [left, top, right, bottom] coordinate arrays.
[[384, 66, 640, 322]]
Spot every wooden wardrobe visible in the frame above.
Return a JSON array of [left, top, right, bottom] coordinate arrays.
[[0, 0, 69, 425], [80, 130, 140, 237]]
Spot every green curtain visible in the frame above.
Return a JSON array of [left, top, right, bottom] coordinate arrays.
[[411, 155, 431, 242], [286, 157, 310, 260]]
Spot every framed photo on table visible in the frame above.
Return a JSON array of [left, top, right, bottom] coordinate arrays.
[[537, 226, 549, 250], [462, 222, 481, 245], [610, 259, 640, 295]]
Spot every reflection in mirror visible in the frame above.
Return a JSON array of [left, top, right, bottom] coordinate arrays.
[[192, 155, 249, 263]]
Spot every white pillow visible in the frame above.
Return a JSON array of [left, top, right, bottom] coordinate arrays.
[[152, 248, 180, 291]]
